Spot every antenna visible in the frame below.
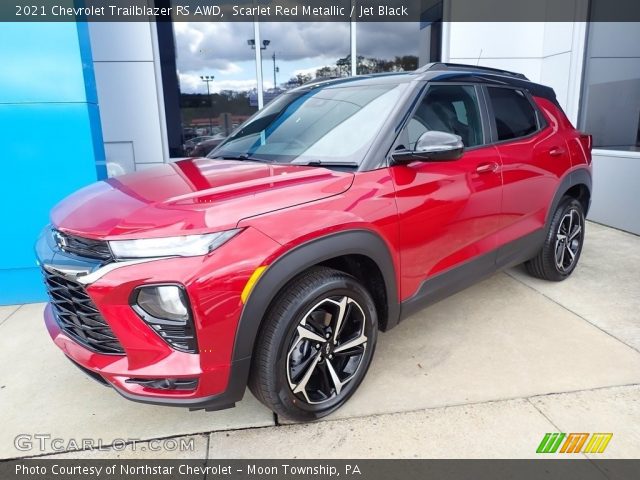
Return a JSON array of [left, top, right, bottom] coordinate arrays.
[[476, 49, 483, 66]]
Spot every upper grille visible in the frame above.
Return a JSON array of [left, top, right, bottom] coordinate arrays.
[[53, 229, 112, 261], [43, 268, 125, 355]]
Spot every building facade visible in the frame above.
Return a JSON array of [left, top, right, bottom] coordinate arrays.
[[0, 23, 106, 304], [1, 15, 638, 304]]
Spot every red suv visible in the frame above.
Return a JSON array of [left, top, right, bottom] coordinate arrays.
[[37, 63, 592, 421]]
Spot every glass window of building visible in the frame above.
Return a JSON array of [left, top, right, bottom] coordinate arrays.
[[258, 22, 351, 88], [171, 20, 258, 156], [355, 22, 438, 75], [170, 18, 351, 157], [579, 22, 640, 151]]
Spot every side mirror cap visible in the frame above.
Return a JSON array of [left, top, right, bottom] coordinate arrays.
[[392, 131, 464, 164]]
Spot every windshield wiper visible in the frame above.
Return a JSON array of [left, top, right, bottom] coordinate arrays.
[[212, 154, 272, 163], [295, 160, 359, 168]]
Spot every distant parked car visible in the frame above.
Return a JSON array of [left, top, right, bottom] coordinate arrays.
[[190, 134, 226, 157], [183, 136, 214, 154]]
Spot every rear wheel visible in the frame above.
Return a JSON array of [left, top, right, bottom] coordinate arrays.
[[526, 196, 585, 281], [248, 267, 377, 421]]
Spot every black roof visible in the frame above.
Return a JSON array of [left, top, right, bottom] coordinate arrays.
[[418, 63, 559, 106], [420, 62, 529, 80], [294, 62, 560, 107]]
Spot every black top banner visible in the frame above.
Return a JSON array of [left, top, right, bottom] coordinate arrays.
[[5, 0, 640, 22]]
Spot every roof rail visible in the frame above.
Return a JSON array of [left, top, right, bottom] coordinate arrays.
[[419, 62, 529, 81], [302, 75, 342, 86]]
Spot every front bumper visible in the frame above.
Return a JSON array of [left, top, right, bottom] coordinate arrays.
[[44, 304, 250, 410], [36, 226, 280, 410]]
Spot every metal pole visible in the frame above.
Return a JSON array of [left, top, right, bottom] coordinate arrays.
[[206, 81, 212, 133], [272, 53, 277, 89], [253, 20, 264, 109], [200, 76, 214, 134], [350, 0, 357, 76]]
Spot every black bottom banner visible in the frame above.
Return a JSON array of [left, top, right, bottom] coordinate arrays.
[[1, 459, 639, 480]]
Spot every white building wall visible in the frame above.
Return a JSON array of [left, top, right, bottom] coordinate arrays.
[[443, 21, 586, 123], [581, 23, 640, 235], [589, 150, 640, 235], [88, 22, 168, 176]]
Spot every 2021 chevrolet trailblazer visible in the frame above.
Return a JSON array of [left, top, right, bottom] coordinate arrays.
[[37, 63, 592, 420]]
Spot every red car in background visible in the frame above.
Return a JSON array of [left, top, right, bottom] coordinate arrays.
[[36, 63, 592, 421]]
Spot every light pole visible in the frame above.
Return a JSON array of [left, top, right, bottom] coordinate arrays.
[[350, 0, 357, 76], [272, 52, 279, 89], [200, 75, 215, 134], [248, 37, 270, 109], [247, 39, 270, 50]]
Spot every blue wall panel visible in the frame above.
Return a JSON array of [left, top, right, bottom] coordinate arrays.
[[0, 23, 105, 305]]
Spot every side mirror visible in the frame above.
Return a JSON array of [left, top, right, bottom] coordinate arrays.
[[392, 131, 464, 164]]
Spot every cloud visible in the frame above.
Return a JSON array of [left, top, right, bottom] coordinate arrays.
[[355, 22, 420, 58], [173, 22, 257, 73], [293, 65, 325, 77], [174, 22, 351, 71], [173, 22, 424, 92], [178, 72, 257, 93]]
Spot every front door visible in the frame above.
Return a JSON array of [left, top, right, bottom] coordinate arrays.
[[390, 84, 504, 300]]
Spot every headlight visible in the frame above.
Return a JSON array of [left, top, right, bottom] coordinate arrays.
[[109, 229, 240, 259]]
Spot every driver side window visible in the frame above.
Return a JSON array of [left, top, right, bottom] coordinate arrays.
[[405, 84, 484, 150]]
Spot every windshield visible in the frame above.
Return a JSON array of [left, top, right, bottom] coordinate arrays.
[[209, 83, 406, 166]]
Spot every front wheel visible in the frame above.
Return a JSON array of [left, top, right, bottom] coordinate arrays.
[[526, 196, 586, 281], [248, 267, 378, 421]]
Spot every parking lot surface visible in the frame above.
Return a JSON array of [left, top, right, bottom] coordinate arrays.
[[1, 222, 638, 459]]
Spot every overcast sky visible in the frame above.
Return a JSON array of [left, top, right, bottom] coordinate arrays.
[[174, 22, 421, 93]]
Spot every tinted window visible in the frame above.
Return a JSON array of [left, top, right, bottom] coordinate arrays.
[[578, 21, 640, 150], [487, 87, 539, 141], [405, 85, 483, 149]]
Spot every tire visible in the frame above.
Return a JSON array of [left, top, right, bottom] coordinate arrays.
[[248, 266, 378, 421], [526, 196, 586, 281]]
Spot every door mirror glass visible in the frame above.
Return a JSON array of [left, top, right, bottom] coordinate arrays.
[[393, 130, 464, 164]]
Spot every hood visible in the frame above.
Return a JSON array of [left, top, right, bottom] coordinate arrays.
[[51, 158, 354, 239]]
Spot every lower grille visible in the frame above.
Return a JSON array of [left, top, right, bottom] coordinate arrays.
[[43, 268, 125, 355]]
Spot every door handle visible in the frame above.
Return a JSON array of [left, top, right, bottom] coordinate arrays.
[[549, 146, 566, 157], [476, 162, 499, 174]]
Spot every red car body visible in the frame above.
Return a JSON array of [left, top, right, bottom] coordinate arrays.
[[37, 64, 592, 411]]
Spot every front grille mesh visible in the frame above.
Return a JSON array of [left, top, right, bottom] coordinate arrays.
[[54, 230, 112, 261], [43, 269, 125, 355]]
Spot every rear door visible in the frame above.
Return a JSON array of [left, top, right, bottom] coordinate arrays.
[[484, 86, 572, 263], [390, 83, 504, 299]]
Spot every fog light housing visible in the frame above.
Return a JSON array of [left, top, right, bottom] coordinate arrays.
[[132, 285, 198, 353], [125, 377, 199, 391]]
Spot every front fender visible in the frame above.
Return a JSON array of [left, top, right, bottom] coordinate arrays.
[[230, 229, 400, 375]]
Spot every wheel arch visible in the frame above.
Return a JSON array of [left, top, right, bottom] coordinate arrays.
[[546, 167, 592, 231], [232, 229, 400, 366]]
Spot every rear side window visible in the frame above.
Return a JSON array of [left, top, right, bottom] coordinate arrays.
[[487, 87, 539, 141]]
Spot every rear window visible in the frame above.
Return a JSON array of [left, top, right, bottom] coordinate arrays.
[[487, 87, 539, 141]]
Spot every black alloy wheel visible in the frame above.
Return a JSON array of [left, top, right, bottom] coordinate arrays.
[[249, 267, 377, 421]]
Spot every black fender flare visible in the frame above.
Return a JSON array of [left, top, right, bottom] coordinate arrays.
[[226, 229, 400, 399], [545, 167, 592, 231]]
